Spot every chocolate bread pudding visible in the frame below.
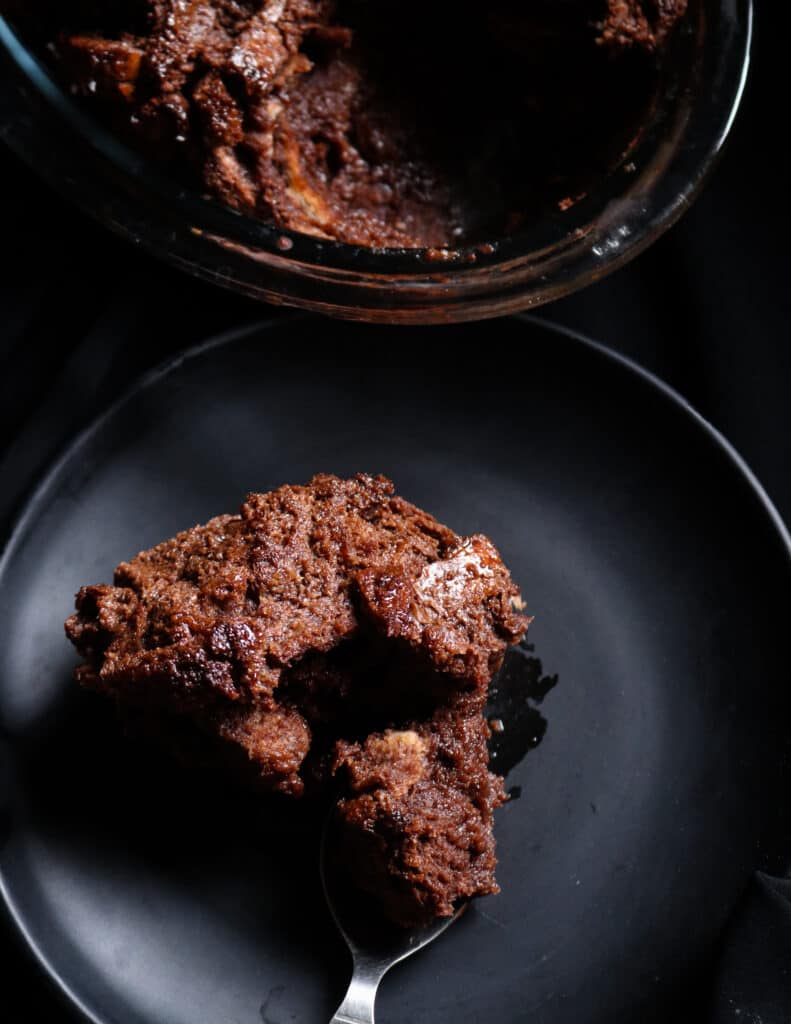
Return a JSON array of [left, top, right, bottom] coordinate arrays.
[[20, 0, 688, 248], [65, 474, 530, 924], [333, 709, 506, 925]]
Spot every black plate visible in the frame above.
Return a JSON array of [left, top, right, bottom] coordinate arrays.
[[1, 317, 789, 1024]]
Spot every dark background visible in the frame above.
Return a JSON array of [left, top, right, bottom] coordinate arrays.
[[0, 5, 788, 1021]]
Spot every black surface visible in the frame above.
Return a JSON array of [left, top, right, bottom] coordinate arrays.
[[1, 318, 789, 1024]]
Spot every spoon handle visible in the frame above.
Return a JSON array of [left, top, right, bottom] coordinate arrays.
[[329, 958, 387, 1024]]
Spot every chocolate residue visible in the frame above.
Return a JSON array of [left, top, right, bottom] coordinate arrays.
[[14, 0, 687, 248], [487, 640, 558, 780]]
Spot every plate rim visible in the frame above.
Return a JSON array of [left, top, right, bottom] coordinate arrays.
[[1, 312, 789, 1024]]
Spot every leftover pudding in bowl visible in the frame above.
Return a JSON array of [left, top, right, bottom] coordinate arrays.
[[38, 0, 688, 248]]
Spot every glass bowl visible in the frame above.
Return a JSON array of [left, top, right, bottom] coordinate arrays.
[[0, 1, 751, 324]]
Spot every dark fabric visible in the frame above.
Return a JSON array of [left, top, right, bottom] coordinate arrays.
[[0, 6, 789, 1022], [711, 874, 791, 1022]]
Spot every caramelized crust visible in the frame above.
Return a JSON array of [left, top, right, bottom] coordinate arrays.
[[66, 474, 528, 829]]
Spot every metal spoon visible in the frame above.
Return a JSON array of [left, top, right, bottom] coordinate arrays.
[[320, 811, 465, 1024]]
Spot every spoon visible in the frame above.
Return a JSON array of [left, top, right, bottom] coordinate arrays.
[[320, 810, 466, 1024]]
